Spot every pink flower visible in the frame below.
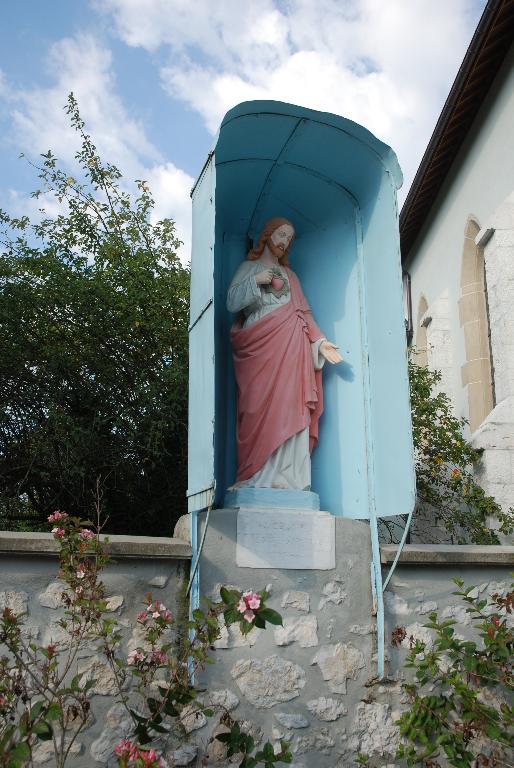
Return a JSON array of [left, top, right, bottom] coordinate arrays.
[[247, 594, 261, 610], [161, 609, 172, 621], [51, 527, 65, 537], [76, 568, 86, 580], [237, 598, 247, 614], [152, 611, 160, 619], [139, 748, 161, 767], [151, 649, 167, 665], [244, 609, 255, 622], [75, 586, 84, 597], [237, 590, 262, 615], [79, 529, 94, 540], [127, 649, 146, 665], [137, 611, 147, 621], [48, 511, 68, 522], [114, 738, 132, 757]]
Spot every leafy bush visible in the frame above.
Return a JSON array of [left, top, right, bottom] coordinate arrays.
[[395, 577, 513, 767], [0, 507, 291, 767], [381, 360, 513, 544]]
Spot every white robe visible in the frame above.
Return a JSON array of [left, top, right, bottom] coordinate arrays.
[[227, 260, 325, 490]]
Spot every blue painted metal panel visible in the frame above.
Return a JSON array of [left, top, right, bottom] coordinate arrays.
[[189, 100, 415, 522], [188, 157, 216, 513]]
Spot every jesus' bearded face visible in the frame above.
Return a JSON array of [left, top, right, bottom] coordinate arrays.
[[268, 223, 295, 260]]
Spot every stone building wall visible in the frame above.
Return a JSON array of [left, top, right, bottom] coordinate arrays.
[[472, 192, 514, 536]]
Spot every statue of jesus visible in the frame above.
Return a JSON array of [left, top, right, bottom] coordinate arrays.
[[227, 217, 342, 491]]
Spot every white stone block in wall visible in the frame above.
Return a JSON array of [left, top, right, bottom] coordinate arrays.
[[90, 704, 132, 762], [204, 688, 240, 712], [274, 616, 318, 648], [311, 643, 365, 694], [0, 590, 28, 616], [295, 728, 336, 756], [38, 580, 70, 609], [274, 712, 309, 729], [307, 696, 347, 721], [318, 580, 347, 610], [281, 591, 310, 613], [231, 655, 306, 708], [346, 702, 400, 760], [33, 738, 82, 764], [180, 703, 208, 733]]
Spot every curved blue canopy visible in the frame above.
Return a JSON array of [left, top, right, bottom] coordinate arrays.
[[209, 100, 402, 242]]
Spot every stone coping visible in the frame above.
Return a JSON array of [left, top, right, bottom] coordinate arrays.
[[381, 544, 514, 566], [0, 531, 192, 560]]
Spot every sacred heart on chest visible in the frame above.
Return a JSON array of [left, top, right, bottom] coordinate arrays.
[[264, 268, 290, 299], [271, 275, 285, 290]]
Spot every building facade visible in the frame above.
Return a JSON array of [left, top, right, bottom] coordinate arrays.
[[401, 0, 514, 536]]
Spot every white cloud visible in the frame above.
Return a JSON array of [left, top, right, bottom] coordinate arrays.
[[146, 162, 193, 260], [3, 33, 193, 261], [97, 0, 486, 200]]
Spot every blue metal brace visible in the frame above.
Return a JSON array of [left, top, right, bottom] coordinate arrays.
[[371, 509, 413, 678]]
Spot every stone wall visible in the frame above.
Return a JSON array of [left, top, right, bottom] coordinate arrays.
[[1, 527, 513, 767], [0, 532, 192, 768]]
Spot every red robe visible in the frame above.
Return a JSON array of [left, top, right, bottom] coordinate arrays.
[[230, 268, 324, 482]]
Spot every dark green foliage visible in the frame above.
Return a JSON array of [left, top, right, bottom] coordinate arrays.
[[216, 720, 292, 767], [0, 95, 189, 535], [395, 577, 513, 767], [405, 360, 512, 544]]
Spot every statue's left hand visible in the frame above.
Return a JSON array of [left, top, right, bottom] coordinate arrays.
[[320, 340, 343, 364]]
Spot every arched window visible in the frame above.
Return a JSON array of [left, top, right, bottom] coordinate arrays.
[[459, 217, 494, 433]]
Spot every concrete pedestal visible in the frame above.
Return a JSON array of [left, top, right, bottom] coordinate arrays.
[[190, 508, 375, 766]]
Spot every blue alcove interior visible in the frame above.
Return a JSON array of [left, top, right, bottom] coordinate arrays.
[[204, 100, 415, 521]]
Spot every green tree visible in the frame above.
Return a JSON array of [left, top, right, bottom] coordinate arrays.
[[0, 94, 189, 535]]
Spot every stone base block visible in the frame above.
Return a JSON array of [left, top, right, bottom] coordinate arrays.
[[224, 487, 320, 510]]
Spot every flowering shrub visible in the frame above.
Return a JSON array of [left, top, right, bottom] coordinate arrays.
[[114, 739, 165, 767], [395, 577, 513, 767], [404, 359, 514, 545], [0, 508, 290, 767]]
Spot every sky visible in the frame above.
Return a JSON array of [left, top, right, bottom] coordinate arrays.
[[0, 0, 487, 261]]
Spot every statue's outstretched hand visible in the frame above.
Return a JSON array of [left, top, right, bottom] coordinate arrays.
[[320, 340, 343, 364]]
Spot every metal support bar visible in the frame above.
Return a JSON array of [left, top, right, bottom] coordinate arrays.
[[187, 486, 215, 685], [188, 297, 213, 334], [382, 510, 413, 592], [370, 514, 385, 678], [187, 509, 199, 684], [371, 509, 413, 680]]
